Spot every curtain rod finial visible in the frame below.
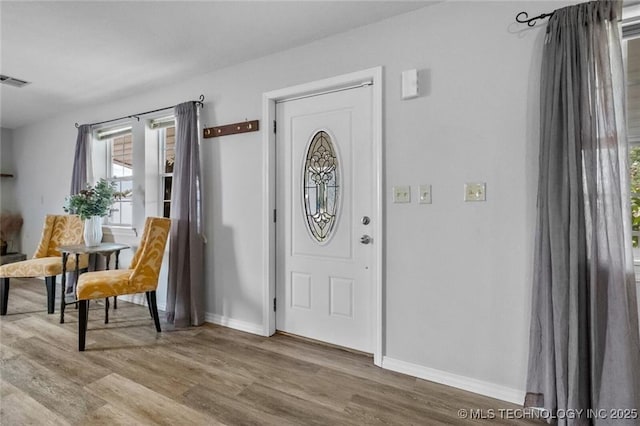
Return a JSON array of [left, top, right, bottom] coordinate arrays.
[[75, 122, 80, 128], [516, 10, 553, 27]]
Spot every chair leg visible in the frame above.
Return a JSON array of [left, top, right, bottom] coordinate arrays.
[[45, 276, 56, 314], [0, 278, 9, 316], [78, 300, 88, 351], [104, 298, 109, 324], [145, 292, 153, 318], [148, 291, 161, 332]]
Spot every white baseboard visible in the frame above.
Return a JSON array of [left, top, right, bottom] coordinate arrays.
[[115, 294, 166, 312], [381, 356, 525, 405], [118, 293, 146, 306], [204, 313, 264, 335], [114, 297, 260, 335]]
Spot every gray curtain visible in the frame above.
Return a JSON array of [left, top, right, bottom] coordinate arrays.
[[525, 2, 640, 425], [70, 124, 91, 196], [67, 124, 92, 292], [166, 101, 205, 327]]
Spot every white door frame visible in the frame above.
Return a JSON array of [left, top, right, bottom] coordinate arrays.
[[261, 67, 384, 366]]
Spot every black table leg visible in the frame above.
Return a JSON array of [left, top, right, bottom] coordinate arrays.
[[104, 252, 110, 323], [113, 251, 120, 310], [74, 253, 79, 310], [60, 252, 68, 323]]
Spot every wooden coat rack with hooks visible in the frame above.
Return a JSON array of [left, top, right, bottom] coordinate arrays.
[[203, 120, 259, 138]]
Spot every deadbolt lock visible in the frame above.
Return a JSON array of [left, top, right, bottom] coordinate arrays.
[[360, 235, 372, 245]]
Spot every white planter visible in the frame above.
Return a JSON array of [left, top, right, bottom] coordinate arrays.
[[84, 216, 103, 247]]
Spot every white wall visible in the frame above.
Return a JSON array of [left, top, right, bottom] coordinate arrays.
[[9, 1, 569, 401]]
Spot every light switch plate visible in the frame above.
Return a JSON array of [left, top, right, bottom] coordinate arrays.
[[393, 185, 411, 203], [419, 184, 432, 204], [464, 183, 486, 202], [401, 69, 419, 100]]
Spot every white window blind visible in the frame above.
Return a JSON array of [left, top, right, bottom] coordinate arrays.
[[628, 35, 640, 144], [150, 116, 175, 129], [96, 126, 132, 141]]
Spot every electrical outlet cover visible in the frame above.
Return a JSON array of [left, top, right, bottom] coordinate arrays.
[[393, 186, 411, 203], [464, 183, 486, 202]]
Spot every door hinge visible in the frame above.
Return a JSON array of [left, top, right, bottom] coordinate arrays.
[[273, 120, 277, 134], [273, 297, 277, 312], [273, 209, 277, 223]]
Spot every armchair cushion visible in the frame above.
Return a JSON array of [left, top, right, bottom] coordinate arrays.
[[76, 269, 132, 299], [0, 255, 89, 278]]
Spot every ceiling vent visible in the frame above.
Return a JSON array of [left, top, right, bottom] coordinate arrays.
[[0, 74, 31, 88]]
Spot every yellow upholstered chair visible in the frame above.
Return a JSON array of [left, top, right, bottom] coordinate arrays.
[[76, 216, 171, 351], [0, 214, 88, 315]]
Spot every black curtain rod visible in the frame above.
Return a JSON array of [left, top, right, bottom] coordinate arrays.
[[516, 11, 554, 27], [75, 94, 205, 128], [516, 8, 625, 28]]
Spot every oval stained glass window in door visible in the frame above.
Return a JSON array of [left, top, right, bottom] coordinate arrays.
[[303, 130, 340, 243]]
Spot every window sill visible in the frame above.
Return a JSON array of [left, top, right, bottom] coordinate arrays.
[[102, 226, 139, 246], [103, 225, 137, 237]]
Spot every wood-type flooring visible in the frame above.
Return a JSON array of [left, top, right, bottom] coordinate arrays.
[[0, 278, 542, 425]]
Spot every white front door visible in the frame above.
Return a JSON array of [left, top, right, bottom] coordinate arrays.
[[276, 84, 374, 353]]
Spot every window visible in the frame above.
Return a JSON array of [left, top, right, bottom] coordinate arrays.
[[160, 126, 175, 218], [627, 28, 640, 248], [92, 116, 177, 232], [152, 117, 175, 218], [303, 130, 340, 243], [97, 126, 134, 226]]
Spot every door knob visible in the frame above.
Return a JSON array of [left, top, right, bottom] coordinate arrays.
[[360, 235, 372, 244]]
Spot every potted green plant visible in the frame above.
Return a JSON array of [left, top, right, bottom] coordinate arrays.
[[63, 179, 117, 246]]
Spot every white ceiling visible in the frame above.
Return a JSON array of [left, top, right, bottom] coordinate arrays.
[[0, 1, 433, 129]]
